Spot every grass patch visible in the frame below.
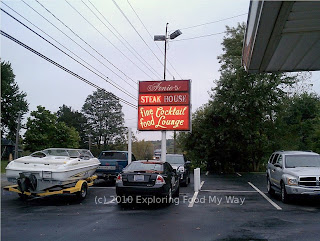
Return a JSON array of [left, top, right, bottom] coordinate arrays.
[[1, 160, 8, 173]]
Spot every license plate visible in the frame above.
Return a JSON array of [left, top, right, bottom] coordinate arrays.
[[98, 166, 116, 170], [134, 175, 144, 181]]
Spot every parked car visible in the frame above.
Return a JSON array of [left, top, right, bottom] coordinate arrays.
[[166, 154, 191, 186], [95, 151, 136, 182], [115, 160, 180, 205], [266, 150, 320, 203]]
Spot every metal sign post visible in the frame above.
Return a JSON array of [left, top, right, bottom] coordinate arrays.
[[128, 128, 132, 164]]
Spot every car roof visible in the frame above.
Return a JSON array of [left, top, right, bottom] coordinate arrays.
[[101, 150, 128, 153], [274, 151, 319, 156], [166, 154, 183, 156], [136, 160, 165, 164]]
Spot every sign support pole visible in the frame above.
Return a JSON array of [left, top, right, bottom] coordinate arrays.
[[128, 128, 132, 164], [161, 23, 169, 163]]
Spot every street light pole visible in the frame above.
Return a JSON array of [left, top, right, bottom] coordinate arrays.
[[154, 24, 181, 163], [161, 23, 169, 163]]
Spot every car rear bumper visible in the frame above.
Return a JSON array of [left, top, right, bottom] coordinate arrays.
[[116, 183, 169, 197], [285, 185, 320, 195], [95, 171, 118, 180]]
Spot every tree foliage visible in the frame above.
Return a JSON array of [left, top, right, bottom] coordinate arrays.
[[24, 106, 80, 152], [280, 93, 320, 153], [177, 23, 311, 172], [1, 61, 28, 140], [132, 140, 154, 160], [82, 89, 125, 150], [57, 105, 88, 149]]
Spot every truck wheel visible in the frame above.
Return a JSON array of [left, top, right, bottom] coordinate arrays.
[[267, 177, 275, 196], [76, 182, 88, 201], [281, 182, 290, 204]]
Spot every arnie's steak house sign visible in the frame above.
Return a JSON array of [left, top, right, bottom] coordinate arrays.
[[138, 80, 191, 131]]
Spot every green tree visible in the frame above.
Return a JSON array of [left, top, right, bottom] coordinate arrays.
[[1, 61, 28, 139], [178, 23, 302, 172], [280, 92, 320, 152], [57, 105, 88, 149], [24, 106, 80, 152], [132, 140, 154, 160], [82, 89, 125, 150]]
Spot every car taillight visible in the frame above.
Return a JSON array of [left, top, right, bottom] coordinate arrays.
[[155, 175, 166, 185], [116, 174, 122, 183]]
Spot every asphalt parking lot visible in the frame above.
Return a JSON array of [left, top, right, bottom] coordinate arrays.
[[1, 172, 320, 241]]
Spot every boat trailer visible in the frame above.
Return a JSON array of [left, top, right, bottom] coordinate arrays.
[[3, 175, 97, 201]]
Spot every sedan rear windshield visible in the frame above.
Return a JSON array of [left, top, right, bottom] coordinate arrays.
[[285, 155, 320, 168], [124, 162, 163, 173], [166, 155, 184, 164], [99, 152, 127, 160]]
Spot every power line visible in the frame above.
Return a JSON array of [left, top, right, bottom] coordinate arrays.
[[112, 0, 174, 78], [1, 30, 137, 109], [66, 0, 156, 81], [0, 8, 137, 100], [33, 0, 137, 90], [86, 0, 162, 80], [126, 0, 182, 79], [21, 0, 136, 91], [0, 4, 137, 101], [172, 31, 227, 42], [180, 13, 248, 30]]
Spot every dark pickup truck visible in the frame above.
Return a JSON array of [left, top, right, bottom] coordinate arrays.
[[95, 151, 137, 182]]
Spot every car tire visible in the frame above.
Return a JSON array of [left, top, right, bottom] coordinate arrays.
[[267, 177, 275, 196], [281, 182, 290, 204], [76, 182, 88, 201], [18, 193, 28, 201], [173, 186, 180, 198], [181, 175, 189, 187], [165, 188, 172, 206]]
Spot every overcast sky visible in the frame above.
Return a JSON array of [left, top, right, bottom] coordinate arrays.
[[2, 0, 320, 141]]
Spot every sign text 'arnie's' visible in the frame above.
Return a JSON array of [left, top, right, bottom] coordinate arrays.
[[138, 80, 191, 131]]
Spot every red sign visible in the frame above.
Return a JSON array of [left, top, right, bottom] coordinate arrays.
[[139, 80, 189, 93], [138, 80, 191, 131], [139, 92, 189, 106], [138, 106, 190, 130]]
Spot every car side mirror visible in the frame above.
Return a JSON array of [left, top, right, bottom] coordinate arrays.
[[186, 161, 191, 165], [274, 163, 282, 168]]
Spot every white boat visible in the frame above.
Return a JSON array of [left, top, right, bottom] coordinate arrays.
[[6, 148, 100, 193]]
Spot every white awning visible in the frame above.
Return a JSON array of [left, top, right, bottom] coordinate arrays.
[[242, 1, 320, 73]]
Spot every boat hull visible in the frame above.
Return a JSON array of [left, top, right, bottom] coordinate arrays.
[[6, 165, 99, 192]]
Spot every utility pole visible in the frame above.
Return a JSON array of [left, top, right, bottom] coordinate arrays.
[[14, 113, 21, 160]]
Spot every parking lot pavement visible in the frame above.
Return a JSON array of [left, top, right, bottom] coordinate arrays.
[[2, 173, 320, 241]]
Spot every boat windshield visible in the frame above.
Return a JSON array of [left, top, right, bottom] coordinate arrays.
[[44, 149, 70, 156], [40, 149, 93, 158]]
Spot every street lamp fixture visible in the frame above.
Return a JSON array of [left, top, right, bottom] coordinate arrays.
[[170, 29, 182, 40]]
